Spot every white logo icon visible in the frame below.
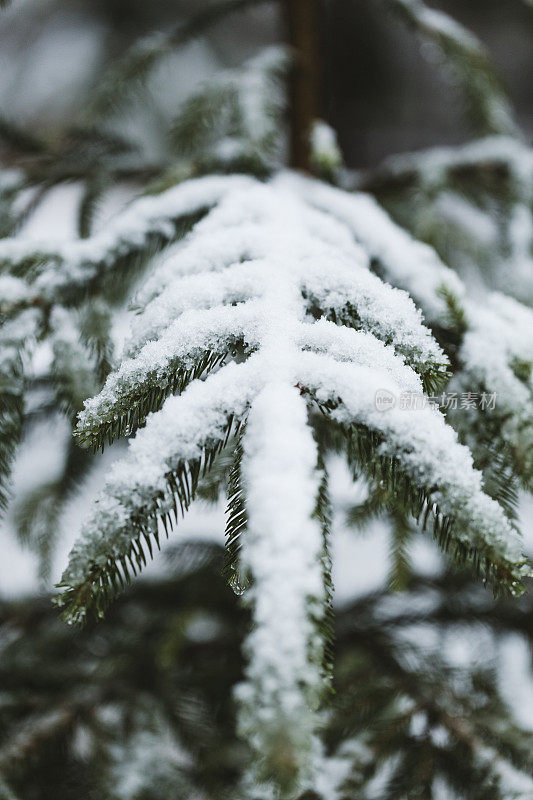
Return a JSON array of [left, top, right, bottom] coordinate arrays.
[[375, 389, 396, 411]]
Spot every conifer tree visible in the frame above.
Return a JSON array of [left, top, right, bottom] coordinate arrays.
[[0, 0, 533, 798]]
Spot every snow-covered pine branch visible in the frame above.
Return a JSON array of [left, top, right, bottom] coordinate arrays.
[[355, 135, 533, 304], [169, 46, 287, 176], [49, 174, 531, 795], [294, 174, 533, 492], [79, 0, 271, 124], [0, 301, 39, 510], [0, 178, 249, 524], [0, 277, 108, 560], [0, 176, 251, 305]]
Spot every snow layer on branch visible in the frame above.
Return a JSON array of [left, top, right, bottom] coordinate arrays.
[[0, 175, 254, 296], [236, 46, 287, 143], [281, 173, 464, 322], [0, 307, 40, 361], [78, 301, 262, 431], [127, 261, 267, 355], [236, 383, 324, 790], [295, 352, 525, 573], [0, 275, 32, 307], [459, 294, 533, 477], [377, 135, 533, 191], [463, 294, 533, 414], [79, 178, 445, 438], [62, 361, 260, 588], [358, 136, 533, 303], [130, 236, 439, 371], [48, 306, 100, 407], [397, 0, 481, 48], [134, 222, 277, 307], [84, 306, 422, 437], [285, 173, 533, 477], [171, 45, 286, 171]]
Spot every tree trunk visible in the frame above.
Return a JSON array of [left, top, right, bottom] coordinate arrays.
[[285, 0, 323, 172]]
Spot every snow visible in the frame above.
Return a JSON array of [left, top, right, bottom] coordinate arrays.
[[127, 260, 267, 354], [0, 174, 255, 298], [359, 135, 533, 303], [310, 120, 343, 174], [434, 191, 498, 247], [297, 352, 524, 568], [232, 46, 287, 145], [236, 383, 324, 788], [173, 44, 286, 169], [375, 135, 533, 189], [0, 275, 32, 306], [289, 173, 533, 485], [284, 172, 465, 322]]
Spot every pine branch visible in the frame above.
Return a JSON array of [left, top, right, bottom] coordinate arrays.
[[82, 0, 274, 123], [317, 405, 527, 596], [299, 176, 533, 492], [75, 348, 228, 453], [0, 355, 24, 513], [169, 46, 288, 177], [313, 452, 335, 683], [0, 115, 47, 156], [223, 431, 249, 595], [14, 439, 93, 582], [3, 543, 533, 798], [320, 300, 450, 391], [77, 172, 110, 239], [54, 173, 531, 795], [0, 776, 22, 800], [384, 0, 517, 137], [0, 308, 40, 512], [354, 136, 533, 307], [0, 175, 247, 306], [332, 585, 533, 798], [56, 413, 242, 625], [387, 512, 415, 591]]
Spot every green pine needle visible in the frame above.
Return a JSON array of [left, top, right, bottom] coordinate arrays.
[[313, 453, 335, 687], [56, 415, 243, 625], [314, 397, 529, 597], [74, 349, 229, 453], [0, 354, 24, 513], [223, 431, 250, 595], [313, 298, 451, 392]]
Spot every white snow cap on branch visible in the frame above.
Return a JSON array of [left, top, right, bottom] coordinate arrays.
[[372, 135, 533, 190], [0, 175, 254, 296], [288, 173, 533, 479], [280, 172, 465, 321], [236, 383, 325, 790]]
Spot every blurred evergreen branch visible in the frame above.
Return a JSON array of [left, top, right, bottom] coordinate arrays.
[[1, 542, 532, 799]]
